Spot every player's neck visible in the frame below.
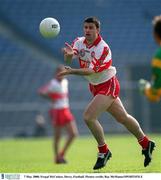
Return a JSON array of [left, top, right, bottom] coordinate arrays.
[[86, 35, 98, 45], [86, 40, 94, 45]]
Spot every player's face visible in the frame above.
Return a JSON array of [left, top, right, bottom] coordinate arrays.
[[83, 22, 100, 43], [56, 74, 64, 81]]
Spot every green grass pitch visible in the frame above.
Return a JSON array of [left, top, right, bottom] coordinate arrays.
[[0, 134, 160, 173]]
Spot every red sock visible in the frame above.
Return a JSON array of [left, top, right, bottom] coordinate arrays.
[[59, 151, 65, 157], [98, 144, 108, 153], [138, 136, 149, 149]]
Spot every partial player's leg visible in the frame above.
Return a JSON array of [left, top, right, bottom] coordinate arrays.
[[107, 97, 145, 139], [59, 121, 78, 163], [53, 126, 62, 163], [83, 94, 114, 170], [107, 97, 155, 167]]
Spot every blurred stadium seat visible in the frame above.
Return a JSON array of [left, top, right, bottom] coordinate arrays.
[[0, 0, 161, 137]]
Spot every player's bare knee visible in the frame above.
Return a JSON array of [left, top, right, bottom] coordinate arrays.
[[68, 133, 76, 140], [83, 115, 91, 125], [72, 130, 79, 138], [83, 111, 94, 125], [68, 129, 78, 139], [116, 113, 130, 124]]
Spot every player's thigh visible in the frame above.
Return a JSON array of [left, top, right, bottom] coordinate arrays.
[[107, 97, 127, 120], [84, 94, 115, 118]]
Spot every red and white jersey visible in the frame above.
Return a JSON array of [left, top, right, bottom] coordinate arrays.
[[72, 35, 116, 85], [39, 78, 69, 109]]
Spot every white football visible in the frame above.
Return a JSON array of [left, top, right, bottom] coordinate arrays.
[[39, 17, 60, 38]]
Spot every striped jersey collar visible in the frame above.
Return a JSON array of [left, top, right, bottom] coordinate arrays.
[[83, 34, 102, 48]]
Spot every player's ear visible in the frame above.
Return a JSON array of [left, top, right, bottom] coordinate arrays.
[[97, 27, 100, 34]]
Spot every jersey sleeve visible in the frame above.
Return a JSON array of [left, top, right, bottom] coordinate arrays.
[[38, 82, 51, 94], [89, 46, 112, 73], [151, 48, 161, 89], [152, 48, 161, 69]]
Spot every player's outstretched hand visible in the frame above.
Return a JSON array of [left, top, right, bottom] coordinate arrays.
[[62, 43, 74, 64], [57, 66, 72, 77], [138, 79, 150, 94]]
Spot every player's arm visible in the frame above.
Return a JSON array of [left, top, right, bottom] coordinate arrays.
[[138, 58, 161, 102], [62, 43, 76, 64], [38, 89, 51, 100], [58, 66, 95, 76], [38, 82, 53, 100], [38, 91, 51, 100], [62, 38, 80, 64]]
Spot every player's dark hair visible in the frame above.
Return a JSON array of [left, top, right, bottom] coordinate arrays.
[[84, 17, 100, 29], [153, 15, 161, 39]]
